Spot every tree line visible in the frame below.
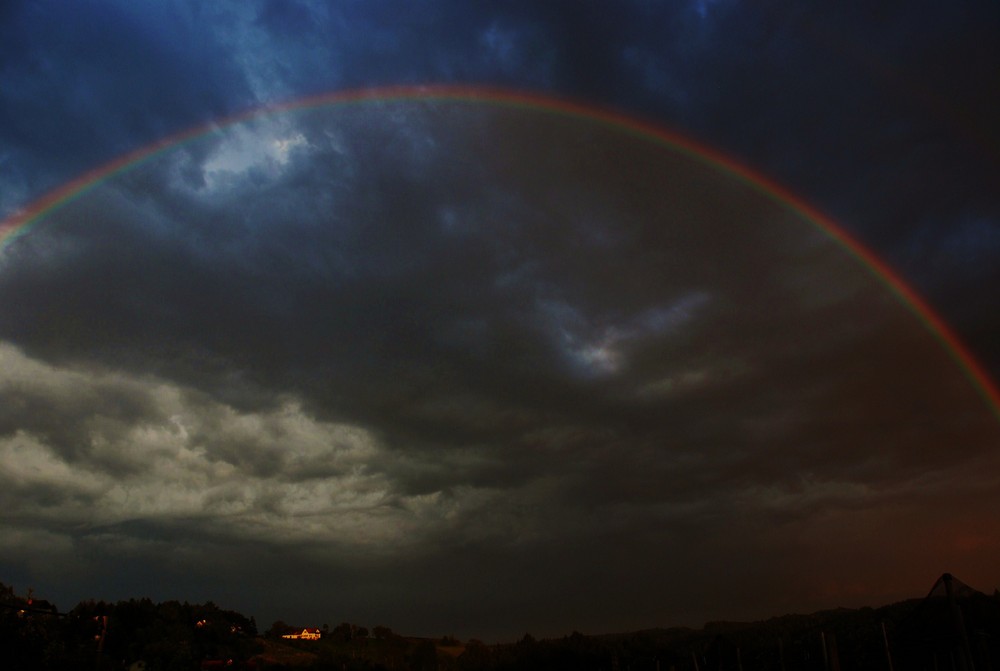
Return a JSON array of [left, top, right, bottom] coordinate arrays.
[[3, 576, 999, 670]]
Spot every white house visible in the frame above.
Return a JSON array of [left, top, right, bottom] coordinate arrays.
[[282, 627, 322, 640]]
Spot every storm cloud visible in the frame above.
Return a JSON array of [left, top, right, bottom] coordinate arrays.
[[2, 98, 997, 638]]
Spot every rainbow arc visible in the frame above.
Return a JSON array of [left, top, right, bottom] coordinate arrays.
[[2, 85, 998, 420]]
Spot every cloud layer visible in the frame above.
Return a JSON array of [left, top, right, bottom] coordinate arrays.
[[2, 101, 998, 637]]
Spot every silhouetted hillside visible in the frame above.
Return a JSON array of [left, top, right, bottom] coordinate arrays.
[[3, 573, 998, 670]]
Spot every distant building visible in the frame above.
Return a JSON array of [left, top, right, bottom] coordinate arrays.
[[282, 627, 322, 640]]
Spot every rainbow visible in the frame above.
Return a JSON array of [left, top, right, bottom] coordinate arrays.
[[2, 84, 999, 420]]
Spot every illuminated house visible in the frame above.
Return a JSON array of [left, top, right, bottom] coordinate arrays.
[[282, 627, 322, 640]]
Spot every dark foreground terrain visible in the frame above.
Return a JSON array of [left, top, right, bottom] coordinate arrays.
[[3, 573, 998, 670]]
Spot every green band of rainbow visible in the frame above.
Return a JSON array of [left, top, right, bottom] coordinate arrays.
[[2, 84, 998, 421]]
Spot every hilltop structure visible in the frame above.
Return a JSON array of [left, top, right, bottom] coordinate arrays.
[[281, 627, 322, 641], [893, 573, 1000, 671]]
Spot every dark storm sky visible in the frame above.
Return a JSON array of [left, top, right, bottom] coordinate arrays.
[[0, 1, 998, 640]]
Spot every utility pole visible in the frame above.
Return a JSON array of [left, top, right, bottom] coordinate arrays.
[[95, 615, 108, 671], [827, 631, 841, 671], [881, 621, 895, 671], [944, 573, 976, 671]]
